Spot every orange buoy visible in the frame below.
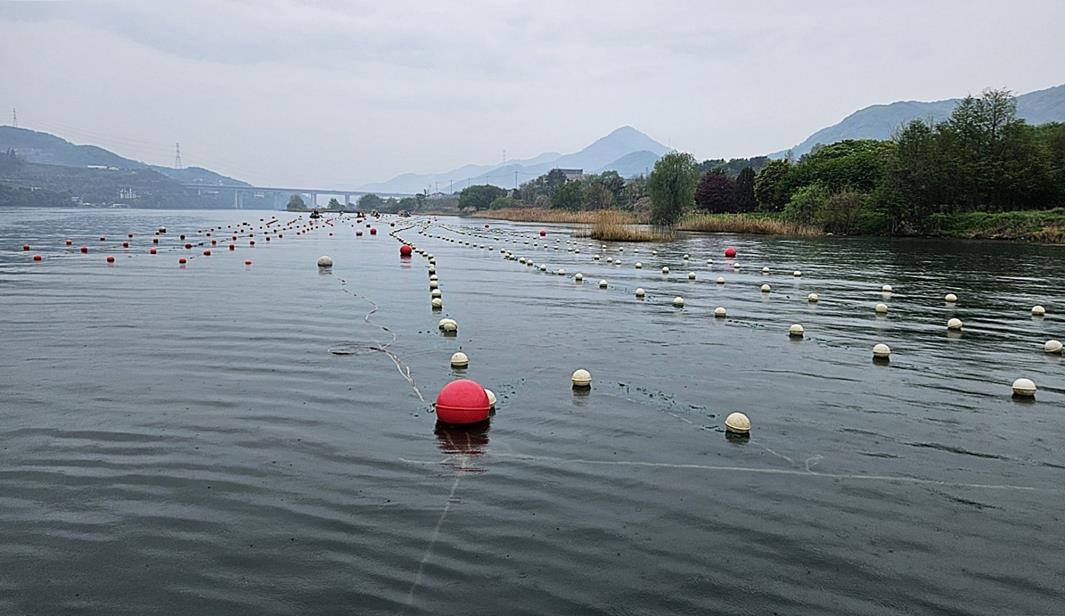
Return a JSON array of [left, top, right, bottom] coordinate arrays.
[[435, 379, 491, 425], [106, 255, 115, 264]]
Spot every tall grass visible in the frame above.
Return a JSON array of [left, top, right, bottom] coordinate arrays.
[[576, 210, 669, 242], [472, 208, 646, 224], [677, 213, 822, 237]]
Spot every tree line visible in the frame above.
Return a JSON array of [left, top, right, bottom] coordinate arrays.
[[453, 88, 1065, 233]]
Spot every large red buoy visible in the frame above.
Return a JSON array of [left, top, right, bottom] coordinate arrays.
[[178, 257, 187, 265], [539, 229, 546, 237], [400, 244, 413, 257], [724, 246, 737, 258], [435, 379, 491, 425], [370, 228, 377, 236]]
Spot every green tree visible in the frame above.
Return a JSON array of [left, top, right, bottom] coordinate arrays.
[[754, 159, 794, 211], [783, 182, 829, 225], [694, 170, 736, 213], [358, 193, 384, 210], [735, 166, 757, 212], [458, 184, 506, 211], [584, 182, 615, 210], [551, 181, 584, 210], [327, 197, 343, 210], [647, 152, 698, 226], [489, 195, 519, 209], [286, 194, 306, 211]]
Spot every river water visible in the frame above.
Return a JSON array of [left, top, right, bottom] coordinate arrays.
[[1, 208, 1063, 615]]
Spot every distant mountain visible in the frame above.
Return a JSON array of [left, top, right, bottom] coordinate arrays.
[[772, 83, 1065, 158], [0, 126, 249, 186], [360, 126, 670, 193]]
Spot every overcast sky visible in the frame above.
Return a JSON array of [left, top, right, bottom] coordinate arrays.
[[2, 0, 1063, 189]]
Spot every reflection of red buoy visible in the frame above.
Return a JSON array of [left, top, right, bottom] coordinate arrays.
[[724, 246, 737, 258], [540, 229, 546, 237], [106, 256, 115, 264], [370, 228, 377, 236], [178, 257, 187, 264], [400, 244, 412, 256], [435, 379, 491, 425], [32, 254, 42, 262], [80, 246, 88, 254]]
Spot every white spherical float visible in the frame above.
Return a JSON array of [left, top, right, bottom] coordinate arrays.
[[599, 280, 608, 289], [661, 266, 670, 274], [634, 288, 646, 298], [947, 318, 963, 331], [872, 343, 891, 359], [716, 276, 725, 285], [438, 318, 458, 332], [317, 255, 333, 268], [875, 303, 888, 314], [450, 351, 469, 369], [688, 272, 696, 280], [574, 273, 584, 282], [881, 284, 893, 293], [571, 369, 592, 388], [635, 262, 643, 269], [807, 293, 819, 303], [1011, 378, 1037, 398], [944, 293, 958, 303], [724, 412, 750, 435], [789, 324, 805, 338], [1044, 340, 1063, 354], [793, 270, 802, 277], [1032, 305, 1046, 317], [714, 306, 727, 318], [672, 296, 685, 307], [760, 284, 771, 293]]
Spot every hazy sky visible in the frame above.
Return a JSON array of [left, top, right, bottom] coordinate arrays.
[[2, 0, 1063, 189]]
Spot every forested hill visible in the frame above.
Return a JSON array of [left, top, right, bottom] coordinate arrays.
[[774, 83, 1065, 158], [0, 126, 249, 187]]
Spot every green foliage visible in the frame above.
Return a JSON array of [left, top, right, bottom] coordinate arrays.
[[783, 183, 829, 225], [286, 194, 306, 211], [735, 166, 757, 212], [793, 139, 894, 192], [584, 182, 615, 210], [458, 184, 506, 211], [489, 195, 519, 210], [326, 197, 343, 210], [815, 189, 886, 235], [753, 159, 794, 212], [551, 181, 584, 210], [694, 170, 736, 213], [647, 152, 698, 227], [358, 193, 384, 210]]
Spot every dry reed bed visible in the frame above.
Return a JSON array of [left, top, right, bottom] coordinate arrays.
[[472, 208, 647, 225], [576, 210, 670, 242], [677, 213, 822, 237]]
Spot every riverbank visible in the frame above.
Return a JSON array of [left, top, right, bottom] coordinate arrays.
[[928, 208, 1065, 242], [471, 207, 647, 225]]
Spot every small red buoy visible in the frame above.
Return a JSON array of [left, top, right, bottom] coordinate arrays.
[[356, 231, 363, 237], [149, 248, 157, 255], [434, 379, 491, 425], [244, 259, 252, 266], [390, 222, 395, 227], [180, 234, 186, 240], [184, 243, 192, 249], [370, 228, 377, 236], [178, 257, 187, 265], [99, 236, 106, 241], [539, 229, 546, 237], [152, 238, 159, 244], [32, 254, 42, 262], [106, 255, 115, 264], [211, 239, 217, 246], [127, 233, 134, 239], [400, 244, 413, 257], [80, 246, 88, 254], [228, 244, 235, 251], [484, 224, 489, 229], [65, 239, 73, 246], [22, 244, 30, 251], [203, 249, 212, 256], [724, 246, 737, 258], [122, 241, 129, 248], [249, 240, 256, 246]]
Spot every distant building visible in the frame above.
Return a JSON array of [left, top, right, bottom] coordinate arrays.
[[557, 168, 584, 181]]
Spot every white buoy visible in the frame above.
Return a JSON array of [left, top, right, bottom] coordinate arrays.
[[428, 266, 436, 275], [635, 288, 645, 298], [714, 306, 727, 318], [944, 293, 957, 303], [635, 262, 642, 269], [1011, 378, 1036, 397], [789, 324, 804, 337], [450, 351, 469, 368], [429, 274, 438, 281], [429, 280, 439, 290], [606, 257, 614, 264], [761, 267, 770, 274], [873, 343, 891, 358], [716, 276, 725, 284], [572, 368, 592, 388], [706, 259, 713, 265], [575, 273, 584, 282], [881, 284, 893, 293], [556, 268, 566, 276], [807, 293, 819, 302], [1032, 305, 1046, 316], [539, 264, 547, 271], [683, 254, 689, 260], [431, 289, 442, 299], [594, 254, 601, 260], [438, 318, 458, 332], [661, 266, 670, 274], [431, 298, 443, 309], [652, 250, 657, 256], [724, 412, 750, 435], [688, 272, 696, 280], [875, 303, 888, 314], [673, 296, 685, 307], [485, 388, 497, 409], [1044, 340, 1063, 354], [761, 284, 771, 293], [793, 270, 802, 277], [599, 279, 608, 288], [317, 255, 333, 268], [947, 317, 963, 330]]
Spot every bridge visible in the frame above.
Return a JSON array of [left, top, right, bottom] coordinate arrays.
[[181, 183, 414, 210]]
